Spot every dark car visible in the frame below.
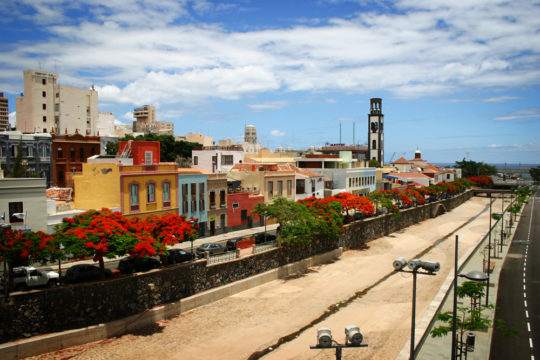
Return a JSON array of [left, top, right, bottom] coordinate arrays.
[[118, 256, 160, 274], [226, 238, 242, 251], [254, 233, 277, 244], [196, 243, 227, 258], [165, 249, 194, 264], [65, 264, 112, 283]]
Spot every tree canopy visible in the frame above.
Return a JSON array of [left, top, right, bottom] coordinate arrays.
[[120, 133, 201, 163], [530, 166, 540, 182], [455, 159, 497, 177]]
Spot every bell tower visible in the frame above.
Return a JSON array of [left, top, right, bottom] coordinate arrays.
[[368, 98, 384, 165]]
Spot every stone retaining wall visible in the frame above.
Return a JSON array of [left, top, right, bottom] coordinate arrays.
[[0, 190, 472, 343]]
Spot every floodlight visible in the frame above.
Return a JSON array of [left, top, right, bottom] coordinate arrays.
[[419, 260, 440, 273], [317, 327, 333, 348], [407, 258, 421, 270], [345, 325, 363, 346], [393, 257, 407, 271]]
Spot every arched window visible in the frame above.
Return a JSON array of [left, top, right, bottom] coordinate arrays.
[[162, 181, 171, 207], [130, 183, 139, 211], [147, 182, 155, 203]]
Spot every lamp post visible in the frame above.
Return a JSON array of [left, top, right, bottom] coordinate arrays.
[[485, 194, 494, 307], [393, 256, 439, 359], [494, 211, 504, 253], [451, 235, 489, 360]]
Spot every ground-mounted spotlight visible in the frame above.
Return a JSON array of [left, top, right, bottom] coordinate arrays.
[[345, 325, 363, 346], [317, 327, 333, 348]]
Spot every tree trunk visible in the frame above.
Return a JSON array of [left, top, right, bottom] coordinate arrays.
[[99, 257, 105, 279]]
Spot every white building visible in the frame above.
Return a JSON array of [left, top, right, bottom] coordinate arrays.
[[16, 69, 98, 135], [96, 112, 115, 136], [295, 168, 325, 201], [192, 146, 245, 173], [0, 178, 48, 232], [242, 125, 263, 154]]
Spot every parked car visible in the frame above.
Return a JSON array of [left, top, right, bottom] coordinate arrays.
[[196, 243, 227, 258], [226, 237, 242, 251], [165, 249, 194, 264], [12, 266, 59, 291], [254, 233, 276, 244], [65, 264, 112, 283], [118, 256, 161, 274]]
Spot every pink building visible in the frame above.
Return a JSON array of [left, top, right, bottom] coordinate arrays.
[[227, 192, 264, 227]]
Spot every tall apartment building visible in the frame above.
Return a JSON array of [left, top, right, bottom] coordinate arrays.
[[0, 92, 9, 131], [15, 69, 98, 135], [132, 105, 174, 135]]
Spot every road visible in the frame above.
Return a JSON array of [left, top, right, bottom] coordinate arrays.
[[490, 188, 539, 360]]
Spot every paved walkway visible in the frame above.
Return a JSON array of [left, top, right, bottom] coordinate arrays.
[[24, 196, 500, 360]]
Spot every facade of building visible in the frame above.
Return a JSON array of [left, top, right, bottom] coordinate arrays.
[[295, 152, 376, 196], [192, 145, 245, 173], [227, 163, 296, 203], [0, 131, 53, 187], [132, 105, 174, 135], [52, 133, 101, 188], [96, 112, 115, 136], [206, 173, 228, 235], [0, 92, 9, 131], [16, 70, 98, 135], [368, 98, 384, 164], [243, 125, 262, 154], [383, 172, 431, 187], [294, 168, 325, 201], [0, 178, 48, 232], [227, 191, 264, 228], [178, 168, 208, 235], [176, 132, 214, 147], [73, 141, 179, 218]]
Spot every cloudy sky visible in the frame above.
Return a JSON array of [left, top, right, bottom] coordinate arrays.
[[1, 0, 539, 164]]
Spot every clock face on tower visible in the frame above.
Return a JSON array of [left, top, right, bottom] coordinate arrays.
[[371, 122, 378, 132]]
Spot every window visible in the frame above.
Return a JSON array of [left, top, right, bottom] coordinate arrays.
[[58, 170, 64, 183], [42, 91, 46, 98], [277, 181, 283, 196], [372, 140, 376, 149], [232, 203, 239, 209], [220, 189, 226, 208], [130, 183, 139, 211], [54, 103, 59, 112], [209, 191, 216, 209], [43, 116, 47, 122], [241, 209, 248, 223], [191, 183, 197, 212], [70, 147, 76, 161], [55, 92, 59, 98], [268, 181, 274, 197], [9, 202, 24, 223], [182, 184, 189, 213], [145, 151, 153, 165], [42, 78, 46, 85], [27, 146, 33, 157], [296, 179, 305, 194], [221, 154, 233, 165], [57, 146, 63, 158], [311, 181, 315, 194], [287, 180, 292, 195], [147, 183, 155, 203], [43, 128, 47, 133], [199, 183, 205, 210], [79, 148, 85, 161], [193, 156, 198, 166], [163, 182, 171, 207], [42, 103, 46, 110]]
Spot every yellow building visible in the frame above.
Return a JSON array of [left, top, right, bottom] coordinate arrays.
[[73, 158, 179, 219]]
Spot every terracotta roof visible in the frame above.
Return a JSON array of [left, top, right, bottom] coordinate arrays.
[[387, 172, 430, 178], [46, 187, 72, 201], [296, 168, 322, 178], [392, 157, 410, 164]]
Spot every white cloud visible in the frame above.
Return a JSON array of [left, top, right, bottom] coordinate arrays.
[[248, 101, 289, 111], [480, 96, 520, 103], [9, 112, 16, 128], [270, 129, 286, 136], [494, 108, 540, 121], [1, 0, 539, 105], [122, 111, 134, 120]]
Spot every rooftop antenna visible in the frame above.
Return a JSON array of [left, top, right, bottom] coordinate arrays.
[[353, 122, 355, 146], [339, 122, 342, 144]]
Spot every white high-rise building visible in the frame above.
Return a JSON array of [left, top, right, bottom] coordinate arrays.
[[15, 69, 98, 135]]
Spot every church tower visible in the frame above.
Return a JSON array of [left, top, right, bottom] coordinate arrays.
[[368, 98, 384, 164]]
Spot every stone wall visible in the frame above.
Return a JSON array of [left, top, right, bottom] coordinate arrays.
[[0, 190, 472, 343]]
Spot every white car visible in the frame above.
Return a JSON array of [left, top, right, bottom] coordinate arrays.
[[12, 266, 59, 291]]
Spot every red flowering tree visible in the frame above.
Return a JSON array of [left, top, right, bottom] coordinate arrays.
[[467, 175, 493, 188], [297, 196, 344, 241], [328, 192, 375, 220], [54, 209, 197, 277], [0, 229, 58, 290]]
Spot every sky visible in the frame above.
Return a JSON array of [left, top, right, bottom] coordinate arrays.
[[1, 0, 539, 165]]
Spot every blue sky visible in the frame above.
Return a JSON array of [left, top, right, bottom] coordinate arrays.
[[1, 0, 539, 164]]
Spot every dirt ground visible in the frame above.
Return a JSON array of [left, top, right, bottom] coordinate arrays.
[[28, 197, 494, 360]]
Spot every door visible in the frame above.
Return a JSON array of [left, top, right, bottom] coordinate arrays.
[[210, 220, 215, 235]]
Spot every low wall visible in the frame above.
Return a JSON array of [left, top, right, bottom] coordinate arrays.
[[0, 190, 472, 344]]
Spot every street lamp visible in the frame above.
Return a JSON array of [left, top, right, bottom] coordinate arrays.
[[485, 195, 495, 307], [393, 256, 439, 359], [451, 235, 489, 360]]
